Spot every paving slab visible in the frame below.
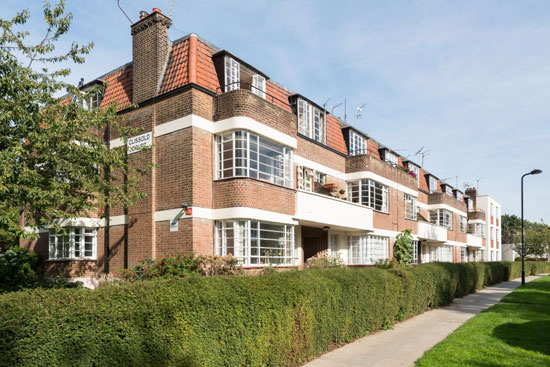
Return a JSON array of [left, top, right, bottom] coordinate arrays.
[[304, 275, 546, 367]]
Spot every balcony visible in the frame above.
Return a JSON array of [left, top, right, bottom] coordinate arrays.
[[213, 87, 296, 137], [428, 192, 467, 212], [345, 154, 417, 190], [294, 190, 373, 231], [466, 234, 483, 248], [468, 210, 486, 221], [417, 221, 447, 242]]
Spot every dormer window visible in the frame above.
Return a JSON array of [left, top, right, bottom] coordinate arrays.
[[349, 131, 366, 155], [455, 190, 463, 201], [79, 92, 102, 111], [407, 162, 420, 188], [428, 176, 438, 193], [441, 184, 453, 196], [380, 149, 398, 166], [296, 98, 326, 144], [214, 51, 268, 99]]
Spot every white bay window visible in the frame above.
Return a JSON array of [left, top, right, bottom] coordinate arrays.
[[216, 131, 293, 188], [216, 220, 295, 266], [429, 209, 453, 230], [348, 235, 389, 265]]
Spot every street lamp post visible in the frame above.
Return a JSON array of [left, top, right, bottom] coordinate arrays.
[[521, 169, 543, 286]]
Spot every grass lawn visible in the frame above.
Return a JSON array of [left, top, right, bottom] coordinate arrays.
[[416, 275, 550, 367]]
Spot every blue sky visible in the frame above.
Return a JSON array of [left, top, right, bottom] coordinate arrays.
[[3, 0, 549, 223]]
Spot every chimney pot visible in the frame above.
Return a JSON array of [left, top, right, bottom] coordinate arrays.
[[139, 10, 149, 19], [152, 8, 161, 13]]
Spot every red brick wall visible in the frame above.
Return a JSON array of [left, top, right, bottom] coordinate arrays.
[[213, 178, 295, 215], [296, 137, 346, 172]]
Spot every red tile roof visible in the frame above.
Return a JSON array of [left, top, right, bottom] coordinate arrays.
[[100, 64, 133, 111], [158, 38, 189, 94], [326, 115, 347, 154]]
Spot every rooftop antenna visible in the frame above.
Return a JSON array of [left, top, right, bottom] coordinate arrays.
[[415, 146, 430, 167], [455, 176, 459, 188], [354, 102, 367, 123], [476, 177, 484, 192], [463, 182, 472, 190], [441, 177, 451, 184], [344, 98, 347, 123], [117, 0, 133, 24], [323, 98, 331, 110], [331, 102, 343, 115], [169, 0, 176, 19]]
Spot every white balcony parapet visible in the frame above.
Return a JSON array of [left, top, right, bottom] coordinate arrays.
[[417, 221, 447, 242], [294, 190, 373, 232], [466, 234, 483, 248]]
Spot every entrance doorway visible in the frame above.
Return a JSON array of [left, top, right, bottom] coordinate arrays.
[[302, 226, 328, 262]]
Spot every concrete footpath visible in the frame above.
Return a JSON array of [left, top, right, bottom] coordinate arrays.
[[304, 274, 546, 367]]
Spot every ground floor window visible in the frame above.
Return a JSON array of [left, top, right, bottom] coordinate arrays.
[[216, 220, 295, 266], [437, 245, 453, 262], [460, 247, 467, 262], [348, 235, 389, 265], [412, 240, 419, 264], [49, 227, 97, 260]]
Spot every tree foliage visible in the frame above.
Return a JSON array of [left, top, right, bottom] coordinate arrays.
[[0, 1, 147, 244], [502, 214, 550, 259], [393, 229, 414, 266]]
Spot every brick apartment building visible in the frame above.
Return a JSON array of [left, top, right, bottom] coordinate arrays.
[[22, 9, 502, 278]]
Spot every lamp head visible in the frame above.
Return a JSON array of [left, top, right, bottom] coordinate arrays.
[[531, 169, 543, 175]]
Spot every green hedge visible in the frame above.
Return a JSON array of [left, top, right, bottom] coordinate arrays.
[[0, 261, 549, 367]]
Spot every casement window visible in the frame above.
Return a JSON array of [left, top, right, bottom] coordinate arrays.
[[461, 247, 467, 262], [347, 179, 388, 213], [382, 150, 398, 166], [490, 203, 495, 217], [429, 209, 453, 230], [455, 191, 463, 201], [429, 176, 438, 193], [78, 93, 101, 111], [224, 56, 240, 92], [348, 235, 389, 265], [252, 74, 266, 99], [49, 227, 97, 260], [297, 166, 313, 191], [315, 172, 326, 186], [466, 198, 473, 211], [411, 240, 419, 264], [436, 245, 453, 262], [468, 223, 486, 237], [408, 163, 420, 187], [459, 216, 467, 233], [216, 220, 295, 266], [297, 99, 325, 144], [349, 131, 366, 155], [330, 234, 339, 255], [404, 194, 417, 220], [216, 131, 293, 188], [444, 186, 453, 196]]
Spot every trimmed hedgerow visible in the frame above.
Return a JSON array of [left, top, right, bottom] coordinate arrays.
[[0, 261, 549, 367]]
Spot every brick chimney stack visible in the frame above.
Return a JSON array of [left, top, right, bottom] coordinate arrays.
[[465, 187, 477, 208], [131, 8, 172, 104]]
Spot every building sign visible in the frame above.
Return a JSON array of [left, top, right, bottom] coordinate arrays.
[[127, 132, 152, 154]]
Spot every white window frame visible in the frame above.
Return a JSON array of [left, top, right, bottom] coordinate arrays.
[[315, 171, 327, 186], [297, 98, 326, 144], [349, 131, 366, 156], [408, 163, 420, 188], [404, 194, 417, 220], [383, 150, 398, 166], [429, 209, 453, 230], [348, 235, 389, 265], [252, 74, 266, 99], [429, 176, 438, 193], [412, 240, 419, 264], [459, 216, 467, 233], [455, 191, 463, 201], [216, 131, 293, 188], [329, 234, 339, 255], [347, 179, 388, 213], [49, 227, 97, 260], [436, 245, 453, 262], [444, 186, 453, 196], [216, 220, 295, 266], [224, 56, 240, 92]]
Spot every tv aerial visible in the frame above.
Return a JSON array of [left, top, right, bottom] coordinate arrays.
[[415, 146, 430, 167], [354, 102, 367, 122]]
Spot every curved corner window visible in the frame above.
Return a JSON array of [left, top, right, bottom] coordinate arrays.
[[216, 131, 293, 188]]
